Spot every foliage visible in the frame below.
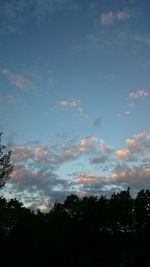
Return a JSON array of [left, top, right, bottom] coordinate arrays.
[[0, 188, 150, 266], [0, 132, 13, 189]]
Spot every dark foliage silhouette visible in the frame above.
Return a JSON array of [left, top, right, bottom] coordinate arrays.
[[0, 188, 150, 267], [0, 132, 13, 189]]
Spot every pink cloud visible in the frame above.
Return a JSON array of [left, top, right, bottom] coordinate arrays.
[[57, 136, 113, 164], [74, 173, 102, 185], [12, 146, 33, 161], [11, 166, 29, 182], [34, 147, 49, 162], [111, 167, 150, 186], [12, 144, 55, 164], [116, 132, 150, 160], [57, 149, 77, 163]]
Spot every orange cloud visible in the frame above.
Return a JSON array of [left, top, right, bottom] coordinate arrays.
[[116, 149, 132, 160]]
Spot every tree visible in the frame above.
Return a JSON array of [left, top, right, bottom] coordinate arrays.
[[0, 132, 13, 188]]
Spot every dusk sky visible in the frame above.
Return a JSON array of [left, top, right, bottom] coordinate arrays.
[[0, 0, 150, 211]]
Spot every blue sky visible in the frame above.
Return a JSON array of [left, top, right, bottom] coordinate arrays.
[[0, 0, 150, 211]]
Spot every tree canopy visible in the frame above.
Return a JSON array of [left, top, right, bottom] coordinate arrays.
[[0, 188, 149, 267], [0, 132, 13, 189]]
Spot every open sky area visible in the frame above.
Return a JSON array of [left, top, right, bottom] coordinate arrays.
[[0, 0, 150, 211]]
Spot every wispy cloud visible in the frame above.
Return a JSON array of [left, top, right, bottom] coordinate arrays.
[[101, 11, 114, 25], [0, 92, 20, 109], [100, 9, 129, 25], [0, 68, 34, 89], [129, 89, 149, 99], [58, 99, 84, 113], [0, 0, 79, 34]]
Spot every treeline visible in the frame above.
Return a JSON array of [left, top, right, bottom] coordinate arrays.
[[0, 188, 150, 267]]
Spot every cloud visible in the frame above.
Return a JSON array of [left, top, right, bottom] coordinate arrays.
[[35, 0, 78, 22], [11, 165, 59, 187], [36, 197, 52, 212], [11, 142, 60, 167], [8, 132, 150, 210], [57, 136, 113, 166], [116, 132, 150, 161], [0, 0, 27, 33], [100, 9, 129, 25], [34, 147, 50, 162], [100, 139, 113, 154], [5, 167, 69, 211], [12, 146, 34, 161], [115, 10, 129, 21], [101, 11, 114, 25], [11, 136, 113, 172], [111, 166, 150, 188], [90, 155, 108, 164], [56, 136, 98, 162], [73, 172, 103, 185], [0, 0, 78, 34], [93, 117, 102, 127], [58, 99, 84, 113], [132, 32, 150, 46], [129, 89, 149, 99], [0, 68, 34, 89], [11, 166, 29, 182], [116, 149, 132, 160], [72, 136, 112, 156], [12, 137, 98, 169], [0, 92, 20, 109], [56, 149, 77, 164]]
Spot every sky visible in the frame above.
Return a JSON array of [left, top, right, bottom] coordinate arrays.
[[0, 0, 150, 211]]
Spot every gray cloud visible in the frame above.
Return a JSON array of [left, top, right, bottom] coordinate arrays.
[[93, 117, 102, 127], [90, 155, 108, 164]]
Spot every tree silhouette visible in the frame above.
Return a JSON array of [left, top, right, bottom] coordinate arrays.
[[0, 132, 13, 189], [0, 180, 150, 266]]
